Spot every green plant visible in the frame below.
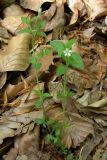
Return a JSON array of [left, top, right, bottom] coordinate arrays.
[[20, 9, 50, 120], [50, 40, 84, 110], [35, 117, 68, 155]]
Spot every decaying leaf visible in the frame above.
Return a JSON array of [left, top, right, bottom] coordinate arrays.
[[0, 110, 43, 144], [0, 33, 31, 72], [66, 68, 97, 96], [83, 0, 107, 21], [81, 134, 102, 160]]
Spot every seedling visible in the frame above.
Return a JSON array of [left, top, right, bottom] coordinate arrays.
[[50, 40, 84, 110]]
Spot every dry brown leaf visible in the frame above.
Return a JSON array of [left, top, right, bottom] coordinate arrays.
[[83, 0, 107, 21], [39, 49, 54, 72], [81, 134, 102, 160], [67, 68, 97, 96], [62, 113, 94, 148], [0, 110, 43, 144], [94, 43, 107, 65], [5, 75, 36, 101], [4, 148, 18, 160], [20, 0, 55, 11], [15, 126, 40, 155], [3, 4, 25, 17], [44, 3, 56, 21], [0, 33, 31, 72], [67, 0, 85, 24], [44, 3, 65, 32], [0, 72, 7, 89], [1, 16, 24, 35], [12, 83, 44, 115]]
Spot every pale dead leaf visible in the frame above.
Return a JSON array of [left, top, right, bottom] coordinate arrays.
[[67, 0, 85, 24], [81, 134, 102, 160], [3, 4, 25, 17], [15, 126, 40, 155], [0, 111, 43, 144], [0, 27, 10, 39], [0, 72, 7, 89], [67, 68, 97, 96], [0, 33, 31, 72], [4, 148, 18, 160], [12, 83, 44, 115], [83, 0, 107, 21], [5, 75, 36, 101], [44, 3, 65, 32], [62, 113, 94, 148], [20, 0, 55, 11]]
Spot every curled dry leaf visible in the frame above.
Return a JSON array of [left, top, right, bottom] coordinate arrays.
[[19, 0, 55, 11], [83, 0, 107, 21], [5, 75, 36, 101], [0, 33, 31, 72], [44, 3, 65, 32], [0, 72, 7, 89], [67, 0, 85, 24]]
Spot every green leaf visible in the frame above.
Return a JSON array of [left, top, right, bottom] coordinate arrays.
[[34, 62, 41, 70], [21, 16, 31, 25], [56, 64, 67, 76], [35, 117, 46, 127], [43, 93, 51, 98], [18, 28, 31, 34], [66, 39, 76, 48], [55, 129, 60, 137], [69, 52, 84, 70], [50, 40, 65, 55], [37, 31, 46, 37], [35, 99, 42, 108]]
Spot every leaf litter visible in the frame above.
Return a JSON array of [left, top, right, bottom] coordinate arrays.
[[1, 0, 107, 160]]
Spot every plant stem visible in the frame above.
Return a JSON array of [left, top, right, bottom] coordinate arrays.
[[31, 34, 47, 121], [62, 57, 69, 111]]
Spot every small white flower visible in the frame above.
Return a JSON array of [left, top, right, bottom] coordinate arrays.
[[63, 48, 72, 57]]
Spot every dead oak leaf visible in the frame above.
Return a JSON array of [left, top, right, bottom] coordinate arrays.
[[0, 33, 31, 72]]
